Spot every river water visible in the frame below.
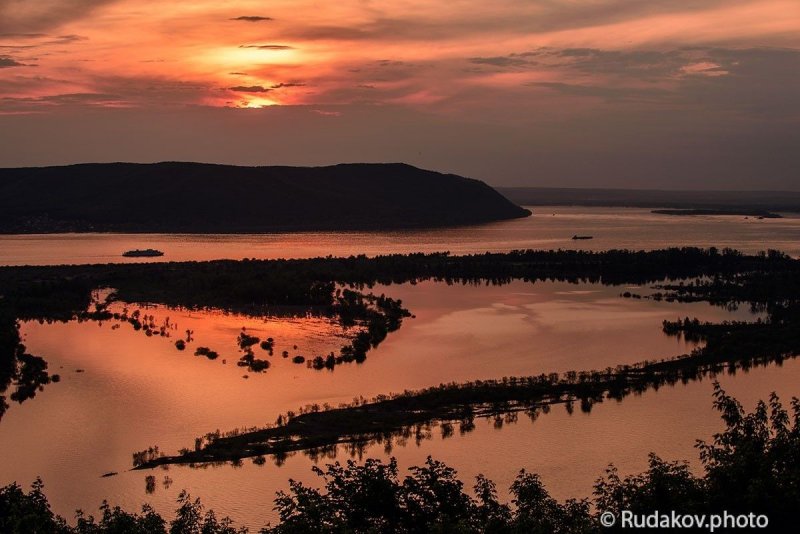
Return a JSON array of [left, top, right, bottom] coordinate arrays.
[[2, 207, 800, 266], [1, 207, 799, 530]]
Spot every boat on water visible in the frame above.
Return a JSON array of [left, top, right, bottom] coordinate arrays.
[[122, 248, 165, 257], [571, 235, 593, 240]]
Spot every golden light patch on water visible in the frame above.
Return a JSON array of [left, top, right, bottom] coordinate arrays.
[[100, 300, 350, 365]]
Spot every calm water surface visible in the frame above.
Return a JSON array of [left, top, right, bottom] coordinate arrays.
[[0, 279, 787, 530], [2, 206, 800, 266], [2, 208, 800, 529]]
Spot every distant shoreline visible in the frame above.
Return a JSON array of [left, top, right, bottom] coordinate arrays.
[[498, 186, 800, 214], [651, 209, 783, 218]]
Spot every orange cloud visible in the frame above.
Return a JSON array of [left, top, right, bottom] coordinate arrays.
[[0, 0, 797, 112]]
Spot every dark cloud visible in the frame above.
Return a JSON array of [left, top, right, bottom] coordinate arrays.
[[280, 25, 369, 41], [0, 32, 87, 52], [39, 92, 119, 104], [0, 73, 73, 94], [230, 16, 273, 22], [345, 60, 423, 83], [47, 34, 88, 45], [469, 56, 534, 68], [270, 83, 305, 89], [0, 44, 37, 50], [557, 48, 596, 57], [0, 1, 120, 33], [0, 32, 47, 39], [476, 47, 688, 79], [239, 44, 294, 50], [311, 79, 426, 105], [0, 56, 25, 67], [228, 85, 271, 93], [550, 48, 686, 78], [521, 0, 747, 36], [530, 82, 672, 103], [0, 73, 215, 112], [0, 92, 119, 111], [475, 46, 768, 82], [519, 47, 800, 120], [318, 59, 426, 91], [99, 76, 213, 104], [277, 1, 747, 44], [678, 47, 800, 118]]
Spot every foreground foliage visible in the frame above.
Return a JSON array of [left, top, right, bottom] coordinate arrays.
[[3, 385, 800, 533]]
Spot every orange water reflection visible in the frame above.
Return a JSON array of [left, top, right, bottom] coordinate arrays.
[[0, 279, 780, 529], [2, 207, 800, 266]]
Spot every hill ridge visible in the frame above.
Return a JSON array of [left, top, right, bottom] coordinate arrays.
[[0, 162, 530, 233]]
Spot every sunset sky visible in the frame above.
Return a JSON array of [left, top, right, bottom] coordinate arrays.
[[1, 0, 799, 189]]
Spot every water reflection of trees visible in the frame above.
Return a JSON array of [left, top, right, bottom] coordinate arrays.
[[9, 385, 800, 533], [73, 290, 411, 373], [177, 352, 797, 473], [134, 251, 800, 469], [0, 313, 59, 420], [1, 247, 798, 421]]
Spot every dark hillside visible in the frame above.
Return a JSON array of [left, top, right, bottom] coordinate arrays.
[[0, 162, 530, 233]]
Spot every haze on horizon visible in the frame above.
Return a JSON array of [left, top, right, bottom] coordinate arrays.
[[0, 0, 798, 190]]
